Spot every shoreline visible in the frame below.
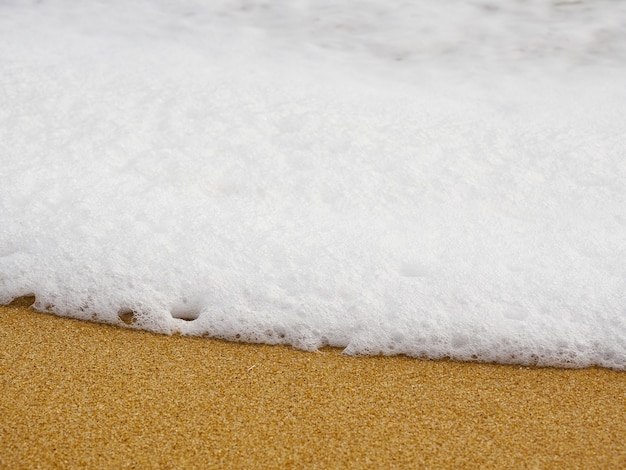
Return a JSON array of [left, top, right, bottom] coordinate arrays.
[[2, 304, 625, 468]]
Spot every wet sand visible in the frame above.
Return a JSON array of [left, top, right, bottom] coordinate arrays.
[[1, 304, 625, 469]]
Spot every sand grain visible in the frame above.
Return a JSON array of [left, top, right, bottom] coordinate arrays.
[[1, 305, 625, 469]]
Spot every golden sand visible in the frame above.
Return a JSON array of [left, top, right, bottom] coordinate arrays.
[[1, 304, 625, 469]]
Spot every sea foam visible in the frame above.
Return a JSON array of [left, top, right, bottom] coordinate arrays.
[[1, 0, 625, 369]]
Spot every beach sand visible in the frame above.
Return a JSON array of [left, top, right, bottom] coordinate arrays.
[[1, 302, 625, 469]]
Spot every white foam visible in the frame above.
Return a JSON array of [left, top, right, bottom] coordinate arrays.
[[1, 0, 625, 369]]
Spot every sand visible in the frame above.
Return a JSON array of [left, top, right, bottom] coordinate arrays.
[[1, 303, 625, 469]]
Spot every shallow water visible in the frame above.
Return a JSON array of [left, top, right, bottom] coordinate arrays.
[[1, 0, 625, 368]]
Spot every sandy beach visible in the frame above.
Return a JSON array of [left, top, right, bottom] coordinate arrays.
[[1, 303, 625, 469]]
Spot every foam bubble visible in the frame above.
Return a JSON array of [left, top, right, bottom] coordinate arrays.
[[1, 0, 625, 369]]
